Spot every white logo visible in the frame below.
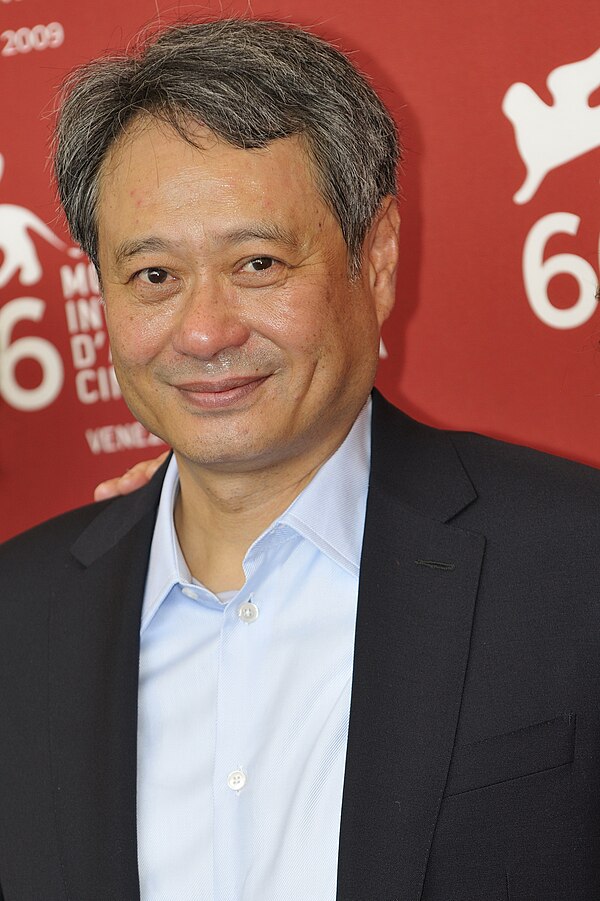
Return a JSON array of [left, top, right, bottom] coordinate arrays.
[[502, 48, 600, 204], [0, 152, 80, 289]]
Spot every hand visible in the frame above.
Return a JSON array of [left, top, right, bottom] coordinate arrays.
[[94, 451, 169, 501]]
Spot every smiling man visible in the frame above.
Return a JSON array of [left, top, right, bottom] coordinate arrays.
[[97, 119, 396, 592], [1, 18, 600, 901]]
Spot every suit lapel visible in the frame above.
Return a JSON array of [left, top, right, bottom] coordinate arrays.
[[337, 394, 485, 901], [48, 468, 167, 901]]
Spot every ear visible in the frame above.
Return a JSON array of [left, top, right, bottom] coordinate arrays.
[[364, 196, 400, 327]]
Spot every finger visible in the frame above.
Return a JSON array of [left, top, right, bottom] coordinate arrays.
[[93, 451, 169, 501], [141, 450, 169, 479], [94, 476, 125, 502]]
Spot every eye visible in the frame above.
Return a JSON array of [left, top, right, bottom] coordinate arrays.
[[137, 267, 171, 284], [243, 257, 275, 272]]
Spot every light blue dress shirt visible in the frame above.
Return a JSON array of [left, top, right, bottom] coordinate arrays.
[[137, 400, 371, 901]]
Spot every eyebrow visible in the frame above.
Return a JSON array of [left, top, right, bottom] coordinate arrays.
[[113, 223, 300, 267], [114, 236, 170, 267]]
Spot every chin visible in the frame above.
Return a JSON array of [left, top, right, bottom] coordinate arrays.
[[173, 435, 268, 469]]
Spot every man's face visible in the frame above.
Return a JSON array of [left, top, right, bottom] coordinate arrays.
[[97, 118, 397, 476]]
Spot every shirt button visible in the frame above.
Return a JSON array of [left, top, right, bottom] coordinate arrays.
[[227, 770, 246, 791], [238, 601, 259, 623], [181, 587, 198, 600]]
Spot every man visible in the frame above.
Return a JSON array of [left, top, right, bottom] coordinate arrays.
[[1, 17, 600, 901]]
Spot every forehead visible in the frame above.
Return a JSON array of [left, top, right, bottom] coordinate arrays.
[[96, 117, 333, 238]]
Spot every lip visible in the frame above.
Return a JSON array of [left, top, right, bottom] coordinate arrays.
[[174, 375, 269, 409]]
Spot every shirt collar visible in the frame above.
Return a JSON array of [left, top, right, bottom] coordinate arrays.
[[141, 455, 189, 632], [141, 398, 372, 633], [280, 398, 371, 576]]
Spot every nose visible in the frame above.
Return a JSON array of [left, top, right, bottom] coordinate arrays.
[[172, 281, 251, 359]]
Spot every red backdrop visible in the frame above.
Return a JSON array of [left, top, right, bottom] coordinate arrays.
[[1, 0, 599, 541]]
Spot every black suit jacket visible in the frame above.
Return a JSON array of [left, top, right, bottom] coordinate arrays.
[[1, 392, 600, 901]]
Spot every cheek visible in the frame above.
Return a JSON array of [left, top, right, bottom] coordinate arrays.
[[106, 305, 170, 367], [273, 311, 328, 364], [261, 283, 337, 351]]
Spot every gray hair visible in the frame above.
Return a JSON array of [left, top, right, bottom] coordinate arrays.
[[53, 18, 400, 276]]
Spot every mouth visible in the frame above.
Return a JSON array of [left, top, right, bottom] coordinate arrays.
[[173, 374, 270, 409]]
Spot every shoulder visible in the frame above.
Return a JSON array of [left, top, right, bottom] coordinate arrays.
[[0, 500, 116, 628], [375, 390, 600, 499], [0, 499, 111, 568], [440, 429, 600, 560], [371, 391, 600, 534], [0, 497, 134, 608], [448, 427, 600, 510], [0, 460, 167, 574]]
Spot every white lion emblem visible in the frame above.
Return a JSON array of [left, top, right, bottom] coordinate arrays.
[[502, 48, 600, 204], [0, 152, 80, 289]]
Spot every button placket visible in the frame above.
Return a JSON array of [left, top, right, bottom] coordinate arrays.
[[237, 596, 259, 623], [213, 596, 261, 900], [227, 769, 247, 792]]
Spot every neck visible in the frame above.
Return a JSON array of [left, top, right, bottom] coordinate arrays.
[[173, 443, 342, 593]]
